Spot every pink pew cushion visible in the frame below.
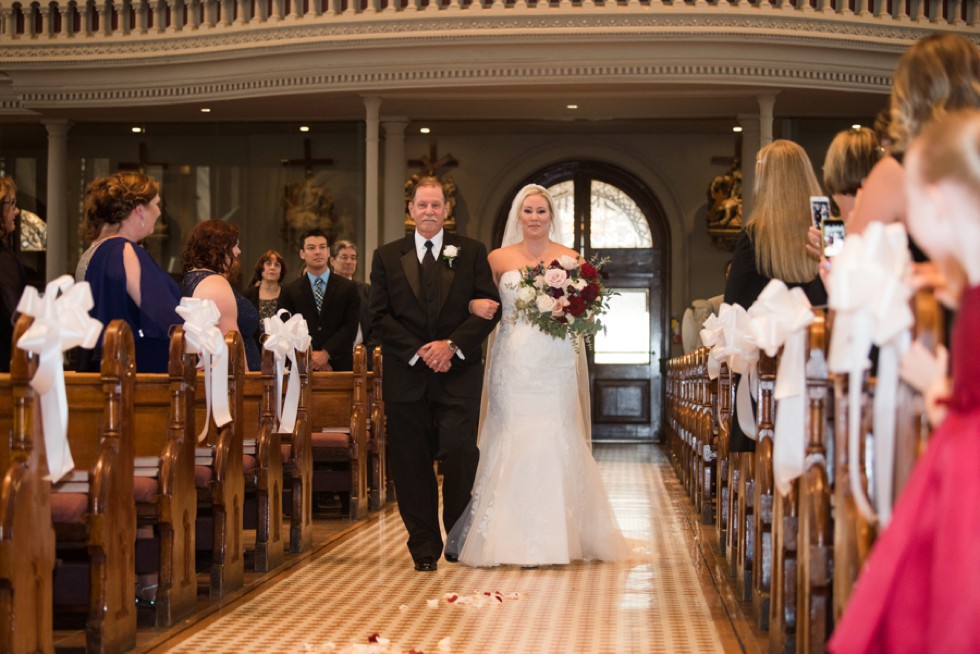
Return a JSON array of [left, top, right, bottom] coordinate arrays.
[[51, 492, 88, 525], [134, 476, 160, 503]]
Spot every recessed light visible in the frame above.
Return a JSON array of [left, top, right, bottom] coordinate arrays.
[[566, 104, 579, 110], [419, 127, 431, 134], [200, 108, 211, 113], [131, 126, 143, 134], [732, 126, 743, 133], [851, 124, 862, 130], [299, 125, 310, 133]]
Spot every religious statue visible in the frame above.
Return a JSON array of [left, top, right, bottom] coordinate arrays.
[[283, 178, 335, 251], [18, 209, 47, 252], [705, 159, 743, 250]]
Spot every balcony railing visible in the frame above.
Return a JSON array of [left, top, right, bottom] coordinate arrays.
[[1, 0, 976, 43]]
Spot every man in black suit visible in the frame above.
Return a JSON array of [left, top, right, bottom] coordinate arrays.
[[369, 176, 500, 572], [279, 229, 360, 372]]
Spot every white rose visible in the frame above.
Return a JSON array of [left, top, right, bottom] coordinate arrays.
[[443, 245, 459, 258], [570, 277, 587, 291], [543, 268, 568, 288], [517, 286, 537, 303], [535, 294, 556, 313], [558, 254, 578, 270]]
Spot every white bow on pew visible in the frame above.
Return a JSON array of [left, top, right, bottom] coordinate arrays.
[[262, 309, 311, 435], [827, 222, 913, 526], [748, 280, 815, 497], [176, 298, 232, 443], [15, 275, 103, 481], [700, 302, 760, 439]]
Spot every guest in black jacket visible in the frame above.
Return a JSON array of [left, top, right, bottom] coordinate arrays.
[[279, 229, 360, 372], [0, 176, 26, 373], [242, 249, 287, 352], [329, 239, 372, 350]]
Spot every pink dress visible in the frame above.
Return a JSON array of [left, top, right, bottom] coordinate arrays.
[[829, 284, 980, 653]]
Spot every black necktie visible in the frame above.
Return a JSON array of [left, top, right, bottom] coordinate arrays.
[[422, 240, 436, 271]]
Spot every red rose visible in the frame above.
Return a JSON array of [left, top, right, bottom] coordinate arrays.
[[581, 283, 600, 302], [580, 262, 598, 280], [568, 296, 586, 316]]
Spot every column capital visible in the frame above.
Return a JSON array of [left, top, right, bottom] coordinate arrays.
[[362, 96, 382, 118], [41, 119, 72, 137]]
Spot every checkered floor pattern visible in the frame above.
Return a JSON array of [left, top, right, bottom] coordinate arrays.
[[164, 445, 728, 653]]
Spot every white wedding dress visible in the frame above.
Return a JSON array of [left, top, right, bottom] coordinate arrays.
[[445, 270, 631, 567]]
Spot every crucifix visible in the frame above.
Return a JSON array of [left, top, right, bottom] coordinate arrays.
[[408, 141, 458, 176], [120, 142, 169, 174], [281, 138, 333, 179]]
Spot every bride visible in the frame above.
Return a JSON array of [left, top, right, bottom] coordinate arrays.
[[445, 184, 631, 567]]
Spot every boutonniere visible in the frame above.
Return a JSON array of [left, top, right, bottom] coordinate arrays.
[[442, 245, 460, 268]]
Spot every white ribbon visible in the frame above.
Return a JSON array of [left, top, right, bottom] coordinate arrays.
[[15, 275, 103, 482], [748, 281, 814, 497], [262, 309, 311, 435], [702, 302, 760, 439], [175, 298, 231, 443], [827, 222, 913, 525]]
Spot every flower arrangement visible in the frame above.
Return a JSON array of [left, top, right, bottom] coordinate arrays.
[[511, 254, 614, 346], [441, 245, 459, 268]]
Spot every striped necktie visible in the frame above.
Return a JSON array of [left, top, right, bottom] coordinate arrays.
[[313, 277, 325, 312]]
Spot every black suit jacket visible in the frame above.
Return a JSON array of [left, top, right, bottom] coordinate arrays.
[[279, 272, 360, 371], [369, 233, 500, 402]]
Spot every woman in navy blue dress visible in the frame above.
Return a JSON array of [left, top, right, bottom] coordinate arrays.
[[80, 171, 182, 373], [180, 219, 260, 371]]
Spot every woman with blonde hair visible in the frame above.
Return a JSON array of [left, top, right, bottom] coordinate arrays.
[[846, 32, 980, 239], [822, 126, 881, 223], [724, 139, 827, 452]]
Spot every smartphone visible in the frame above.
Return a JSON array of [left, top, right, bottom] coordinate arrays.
[[809, 195, 831, 229], [822, 218, 845, 258]]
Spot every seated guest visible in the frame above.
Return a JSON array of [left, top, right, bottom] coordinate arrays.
[[0, 176, 26, 374], [724, 139, 827, 453], [829, 109, 980, 654], [329, 239, 372, 347], [279, 229, 359, 372], [243, 249, 287, 351], [79, 171, 181, 373], [180, 219, 260, 371]]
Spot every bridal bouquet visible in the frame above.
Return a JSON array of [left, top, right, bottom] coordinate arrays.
[[512, 254, 614, 345]]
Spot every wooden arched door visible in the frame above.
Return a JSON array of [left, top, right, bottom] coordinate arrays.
[[494, 161, 671, 442]]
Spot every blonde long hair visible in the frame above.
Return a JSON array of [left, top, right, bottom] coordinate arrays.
[[747, 140, 822, 284], [913, 108, 980, 204]]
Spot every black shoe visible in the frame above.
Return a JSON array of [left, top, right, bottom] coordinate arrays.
[[444, 552, 459, 563], [414, 557, 438, 572]]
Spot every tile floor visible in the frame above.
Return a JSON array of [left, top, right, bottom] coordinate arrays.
[[149, 444, 752, 654]]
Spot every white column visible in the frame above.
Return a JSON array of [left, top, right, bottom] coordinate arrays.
[[363, 96, 382, 264], [758, 94, 778, 148], [43, 119, 71, 281], [738, 113, 761, 220], [382, 117, 408, 246]]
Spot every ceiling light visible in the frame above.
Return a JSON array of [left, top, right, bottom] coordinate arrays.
[[299, 125, 310, 133], [419, 127, 431, 134], [131, 126, 143, 134], [732, 126, 743, 133], [200, 108, 211, 113], [566, 104, 579, 110], [851, 124, 862, 130]]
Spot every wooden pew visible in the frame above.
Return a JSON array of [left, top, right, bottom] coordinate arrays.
[[241, 347, 285, 572], [697, 348, 717, 525], [282, 347, 313, 553], [0, 315, 56, 654], [796, 310, 834, 654], [194, 332, 246, 598], [130, 327, 198, 627], [751, 353, 777, 630], [58, 320, 137, 653], [308, 344, 369, 520], [366, 346, 387, 511], [715, 361, 733, 557]]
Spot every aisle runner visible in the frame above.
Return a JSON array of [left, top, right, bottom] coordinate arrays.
[[167, 447, 725, 654]]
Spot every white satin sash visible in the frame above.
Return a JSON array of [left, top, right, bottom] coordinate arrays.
[[701, 302, 760, 439], [262, 309, 311, 435], [15, 276, 103, 481], [827, 222, 913, 526], [175, 298, 231, 443]]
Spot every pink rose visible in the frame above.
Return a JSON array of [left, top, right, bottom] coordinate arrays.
[[543, 268, 568, 288]]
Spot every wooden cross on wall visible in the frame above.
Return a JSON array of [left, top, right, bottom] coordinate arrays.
[[409, 141, 458, 175], [281, 138, 333, 179], [120, 142, 169, 173]]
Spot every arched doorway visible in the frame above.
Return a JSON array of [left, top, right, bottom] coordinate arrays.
[[494, 161, 671, 442]]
